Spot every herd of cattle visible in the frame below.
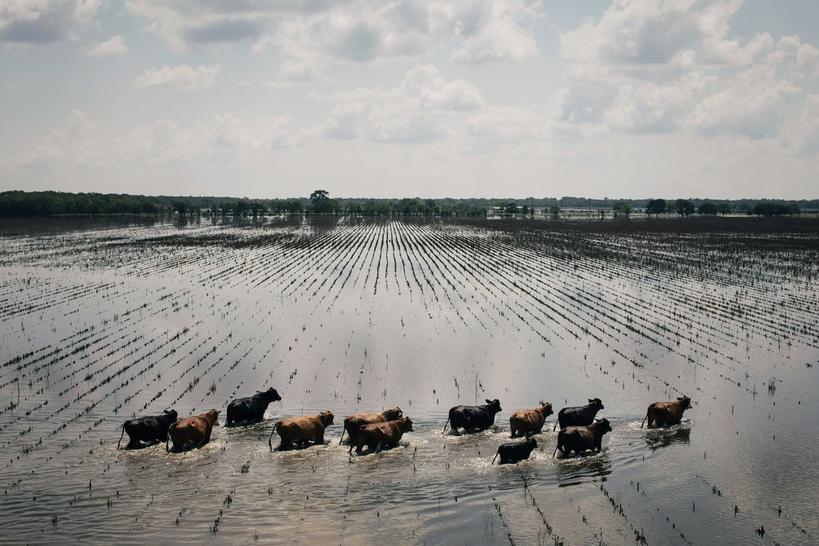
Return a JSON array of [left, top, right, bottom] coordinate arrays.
[[118, 388, 692, 464]]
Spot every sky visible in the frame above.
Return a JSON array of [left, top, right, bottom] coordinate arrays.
[[1, 0, 818, 199]]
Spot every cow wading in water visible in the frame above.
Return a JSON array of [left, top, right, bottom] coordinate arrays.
[[553, 419, 612, 457], [349, 417, 413, 454], [443, 399, 502, 435], [226, 388, 281, 427], [554, 398, 604, 430], [641, 396, 691, 429], [167, 410, 220, 453], [509, 401, 552, 437], [340, 407, 403, 445], [270, 411, 334, 451], [492, 436, 538, 464], [118, 410, 178, 449]]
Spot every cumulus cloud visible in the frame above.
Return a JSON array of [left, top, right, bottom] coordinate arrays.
[[0, 0, 101, 43], [88, 34, 127, 57], [321, 64, 486, 143], [133, 64, 222, 90], [126, 0, 541, 63], [556, 0, 819, 152]]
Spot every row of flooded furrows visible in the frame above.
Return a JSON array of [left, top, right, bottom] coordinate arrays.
[[0, 224, 183, 268], [475, 225, 816, 407], [515, 227, 819, 333], [0, 282, 268, 482], [482, 222, 819, 284], [485, 225, 818, 358], [185, 218, 730, 405]]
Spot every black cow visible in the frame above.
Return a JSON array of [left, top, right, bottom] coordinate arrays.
[[443, 399, 502, 435], [492, 437, 537, 464], [118, 410, 178, 449], [553, 419, 612, 457], [553, 398, 604, 430], [226, 388, 281, 427]]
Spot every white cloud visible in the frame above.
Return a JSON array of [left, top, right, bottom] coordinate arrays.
[[133, 64, 222, 90], [451, 0, 540, 63], [556, 0, 819, 151], [88, 34, 127, 57], [321, 64, 486, 143], [0, 0, 102, 43], [126, 0, 541, 63]]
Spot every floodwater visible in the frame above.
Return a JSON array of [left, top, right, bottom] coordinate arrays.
[[0, 215, 817, 545]]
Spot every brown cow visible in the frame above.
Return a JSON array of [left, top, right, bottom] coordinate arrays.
[[269, 411, 334, 451], [641, 396, 691, 429], [553, 419, 611, 457], [339, 407, 403, 445], [166, 410, 219, 453], [349, 417, 413, 454], [509, 401, 553, 437]]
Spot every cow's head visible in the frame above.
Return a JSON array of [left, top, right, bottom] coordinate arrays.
[[205, 409, 220, 426], [163, 409, 178, 423], [588, 398, 604, 410], [263, 387, 282, 402], [595, 418, 612, 433], [539, 401, 553, 416], [401, 417, 414, 432], [319, 411, 335, 427], [524, 437, 538, 449], [384, 407, 403, 420], [485, 399, 502, 413], [677, 395, 691, 409]]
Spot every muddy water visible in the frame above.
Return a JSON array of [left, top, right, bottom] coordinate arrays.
[[0, 216, 817, 545]]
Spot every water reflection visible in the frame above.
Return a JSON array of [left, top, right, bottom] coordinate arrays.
[[556, 452, 613, 487], [644, 424, 691, 451]]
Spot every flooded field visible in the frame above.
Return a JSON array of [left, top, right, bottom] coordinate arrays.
[[0, 215, 817, 545]]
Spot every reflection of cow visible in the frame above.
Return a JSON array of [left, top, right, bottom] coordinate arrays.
[[118, 410, 178, 449], [509, 402, 552, 437], [340, 407, 403, 445], [641, 396, 691, 428], [349, 417, 413, 454], [226, 388, 281, 427], [167, 410, 220, 452], [554, 398, 604, 430], [443, 399, 502, 434], [270, 411, 334, 451], [553, 419, 611, 457], [492, 437, 537, 464]]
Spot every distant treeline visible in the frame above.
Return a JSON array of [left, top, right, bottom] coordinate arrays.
[[0, 190, 815, 217]]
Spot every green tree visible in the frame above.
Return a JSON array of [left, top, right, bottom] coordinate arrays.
[[698, 201, 718, 215], [310, 189, 336, 214], [645, 198, 666, 216], [674, 199, 695, 216], [613, 201, 632, 217]]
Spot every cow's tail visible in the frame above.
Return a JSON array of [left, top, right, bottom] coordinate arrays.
[[553, 419, 558, 432], [339, 426, 346, 445], [441, 416, 450, 434], [491, 452, 498, 465], [552, 445, 559, 457], [641, 409, 649, 429], [117, 424, 126, 450]]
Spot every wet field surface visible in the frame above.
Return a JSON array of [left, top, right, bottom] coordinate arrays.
[[0, 215, 817, 545]]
